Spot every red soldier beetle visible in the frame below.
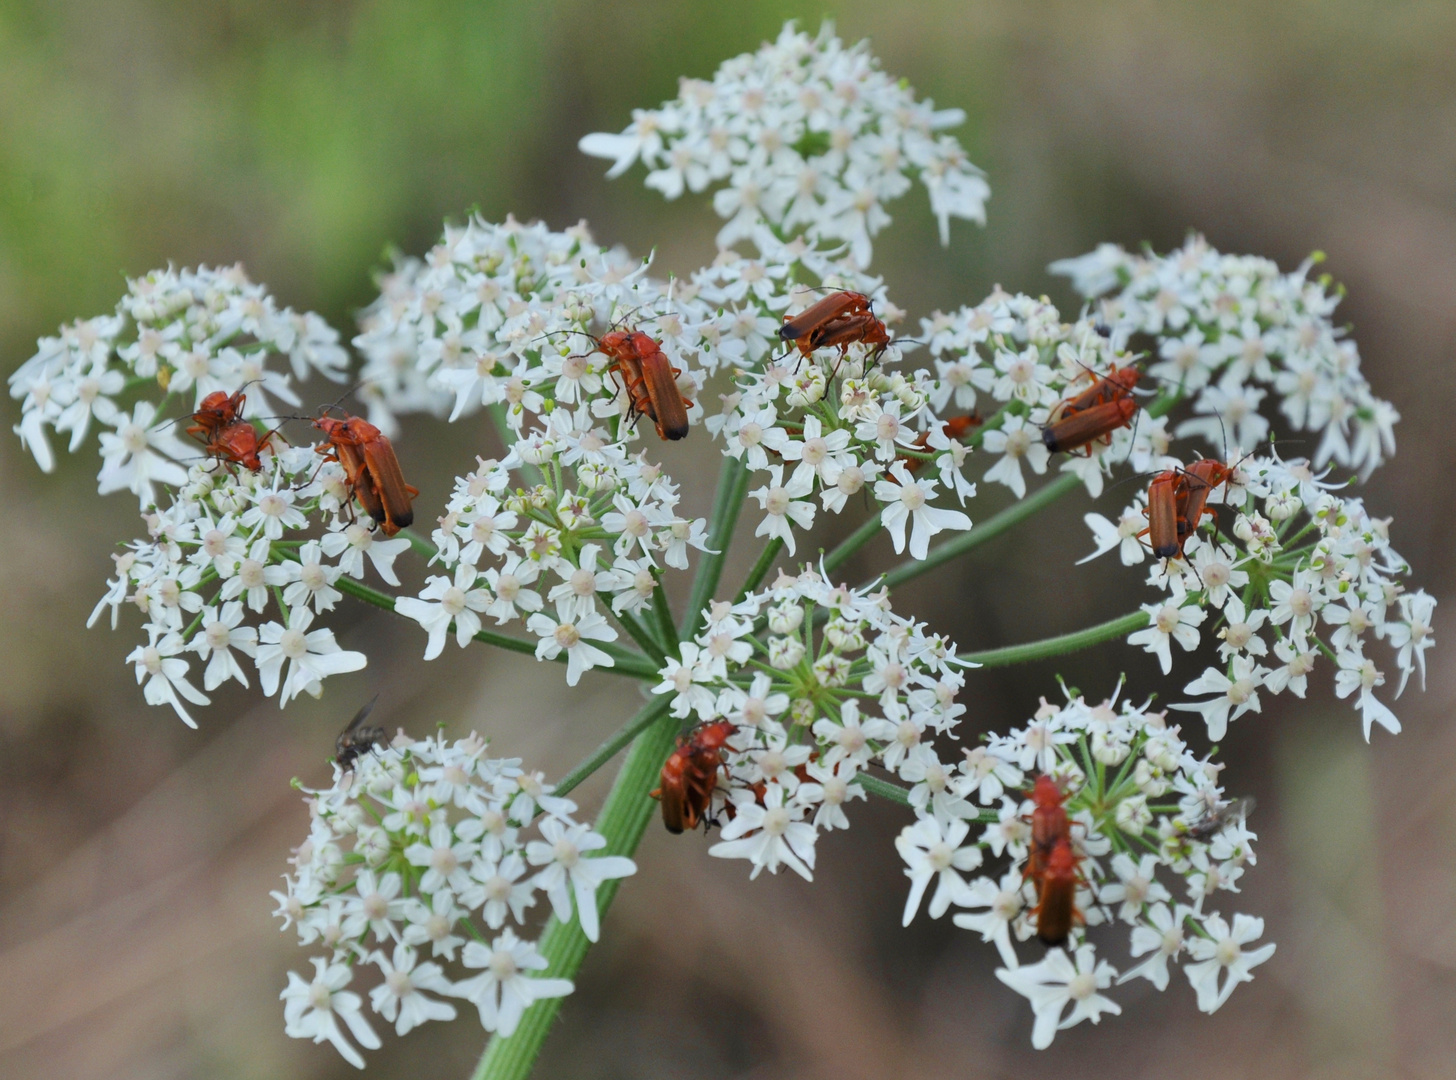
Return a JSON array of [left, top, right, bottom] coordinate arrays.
[[313, 414, 418, 536], [651, 720, 736, 834], [1136, 457, 1239, 564], [779, 290, 893, 373], [808, 312, 892, 359], [1041, 395, 1139, 455], [1047, 362, 1141, 425], [1175, 457, 1235, 550], [593, 329, 692, 441], [203, 419, 279, 473], [779, 290, 874, 347], [1022, 774, 1077, 893], [185, 387, 281, 473], [186, 389, 247, 443], [794, 312, 894, 376], [1143, 469, 1184, 560], [1030, 835, 1087, 947]]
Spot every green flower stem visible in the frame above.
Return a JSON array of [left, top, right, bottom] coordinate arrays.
[[850, 773, 999, 823], [957, 609, 1150, 668], [334, 574, 660, 680], [471, 705, 681, 1080], [735, 536, 785, 601], [613, 608, 668, 666], [398, 526, 438, 561], [822, 510, 884, 574], [555, 696, 673, 798], [851, 772, 911, 805], [650, 573, 679, 654], [680, 456, 750, 639]]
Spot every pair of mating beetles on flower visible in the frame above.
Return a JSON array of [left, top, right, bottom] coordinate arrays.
[[183, 385, 419, 538]]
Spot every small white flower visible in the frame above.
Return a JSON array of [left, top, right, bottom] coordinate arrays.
[[451, 929, 574, 1036], [367, 944, 458, 1036], [187, 601, 257, 691], [127, 628, 210, 727], [1170, 656, 1267, 742], [995, 945, 1121, 1050], [255, 607, 367, 705], [1078, 511, 1147, 566], [896, 813, 983, 924], [1118, 902, 1196, 991], [952, 871, 1025, 968], [710, 782, 817, 881], [874, 461, 971, 560], [397, 565, 493, 660], [980, 415, 1049, 498], [1128, 590, 1206, 674], [1333, 652, 1401, 740], [1184, 912, 1276, 1013], [281, 957, 382, 1069], [526, 599, 619, 686], [525, 818, 636, 943], [750, 463, 816, 555], [321, 524, 411, 586], [404, 821, 478, 895]]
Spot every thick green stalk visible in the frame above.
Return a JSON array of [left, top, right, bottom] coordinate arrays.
[[958, 610, 1150, 668], [851, 772, 911, 805], [650, 573, 679, 653], [679, 456, 750, 639], [471, 706, 681, 1080], [334, 574, 660, 680]]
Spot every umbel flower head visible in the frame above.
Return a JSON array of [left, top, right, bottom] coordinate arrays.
[[10, 264, 347, 500], [273, 730, 634, 1067], [1082, 451, 1434, 741], [1052, 236, 1400, 477], [652, 563, 973, 880], [580, 21, 989, 263]]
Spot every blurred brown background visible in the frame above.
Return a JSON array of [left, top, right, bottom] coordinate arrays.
[[2, 2, 1454, 1078]]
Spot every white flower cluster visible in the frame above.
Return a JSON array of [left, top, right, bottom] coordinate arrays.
[[1083, 453, 1433, 741], [920, 289, 1175, 501], [711, 310, 977, 558], [396, 431, 711, 685], [90, 442, 402, 723], [1051, 236, 1399, 476], [580, 21, 989, 264], [275, 730, 635, 1067], [352, 215, 718, 436], [913, 687, 1272, 1049], [652, 565, 972, 879], [9, 264, 348, 504]]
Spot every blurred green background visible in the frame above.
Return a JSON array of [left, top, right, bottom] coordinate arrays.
[[2, 2, 1454, 1078]]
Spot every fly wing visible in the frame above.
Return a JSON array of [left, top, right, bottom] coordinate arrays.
[[341, 695, 380, 739]]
